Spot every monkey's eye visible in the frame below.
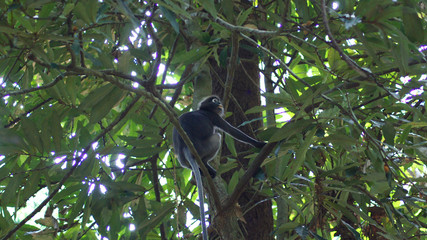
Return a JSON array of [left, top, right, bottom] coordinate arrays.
[[212, 98, 220, 103]]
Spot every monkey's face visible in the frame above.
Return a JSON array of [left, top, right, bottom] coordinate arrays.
[[199, 96, 224, 116]]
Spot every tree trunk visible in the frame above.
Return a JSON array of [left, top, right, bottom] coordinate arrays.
[[210, 39, 274, 239]]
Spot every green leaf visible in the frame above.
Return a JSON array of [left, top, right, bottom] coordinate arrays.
[[311, 232, 328, 240], [183, 199, 201, 223], [41, 117, 52, 153], [116, 51, 133, 74], [119, 136, 162, 147], [100, 158, 112, 176], [159, 6, 179, 33], [78, 126, 92, 148], [23, 65, 33, 89], [35, 2, 55, 31], [76, 156, 97, 178], [21, 119, 43, 153], [237, 7, 253, 26], [129, 47, 152, 61], [73, 0, 99, 24], [63, 3, 75, 16], [237, 116, 265, 128], [262, 91, 294, 107], [129, 147, 165, 158], [137, 201, 175, 232], [102, 181, 146, 192], [21, 169, 41, 202], [50, 112, 63, 151], [276, 221, 299, 234], [245, 105, 277, 114], [382, 121, 395, 146], [217, 159, 238, 175], [282, 128, 316, 181], [109, 207, 121, 238], [280, 36, 324, 68], [0, 128, 28, 155], [171, 46, 210, 66], [55, 79, 74, 104], [27, 0, 52, 8], [224, 134, 237, 157], [327, 48, 341, 71], [402, 7, 424, 43], [35, 217, 58, 228], [401, 121, 427, 129], [294, 0, 310, 22], [341, 220, 361, 240], [31, 46, 50, 62], [89, 87, 125, 124], [157, 0, 191, 19], [0, 213, 11, 232], [198, 0, 217, 18], [2, 171, 25, 206], [269, 119, 312, 142], [17, 15, 34, 33], [80, 84, 115, 110], [52, 184, 84, 205], [227, 170, 241, 194], [0, 26, 20, 34], [322, 133, 358, 146]]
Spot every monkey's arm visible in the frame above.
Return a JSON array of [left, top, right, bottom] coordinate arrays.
[[211, 113, 266, 148]]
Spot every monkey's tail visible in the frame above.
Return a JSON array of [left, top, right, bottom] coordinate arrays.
[[183, 148, 208, 240]]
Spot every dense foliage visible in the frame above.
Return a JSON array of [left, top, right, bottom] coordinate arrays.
[[0, 0, 426, 239]]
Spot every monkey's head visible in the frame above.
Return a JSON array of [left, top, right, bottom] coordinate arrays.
[[198, 95, 224, 116]]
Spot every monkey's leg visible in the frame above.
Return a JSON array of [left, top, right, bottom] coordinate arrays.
[[199, 133, 221, 177]]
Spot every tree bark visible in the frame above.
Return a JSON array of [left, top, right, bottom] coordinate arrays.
[[210, 40, 274, 239]]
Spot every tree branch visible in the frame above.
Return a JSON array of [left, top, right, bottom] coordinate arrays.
[[4, 97, 53, 128], [240, 33, 314, 91], [320, 0, 373, 79], [221, 142, 277, 212], [213, 17, 279, 36], [0, 73, 68, 97]]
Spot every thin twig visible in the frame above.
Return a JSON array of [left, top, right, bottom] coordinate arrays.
[[4, 97, 53, 128], [101, 70, 148, 86], [213, 17, 279, 36], [77, 222, 96, 240], [146, 5, 162, 85], [223, 32, 239, 110], [320, 0, 372, 79], [209, 63, 256, 136], [161, 34, 179, 87], [0, 73, 68, 97], [213, 16, 318, 49], [240, 33, 314, 90]]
